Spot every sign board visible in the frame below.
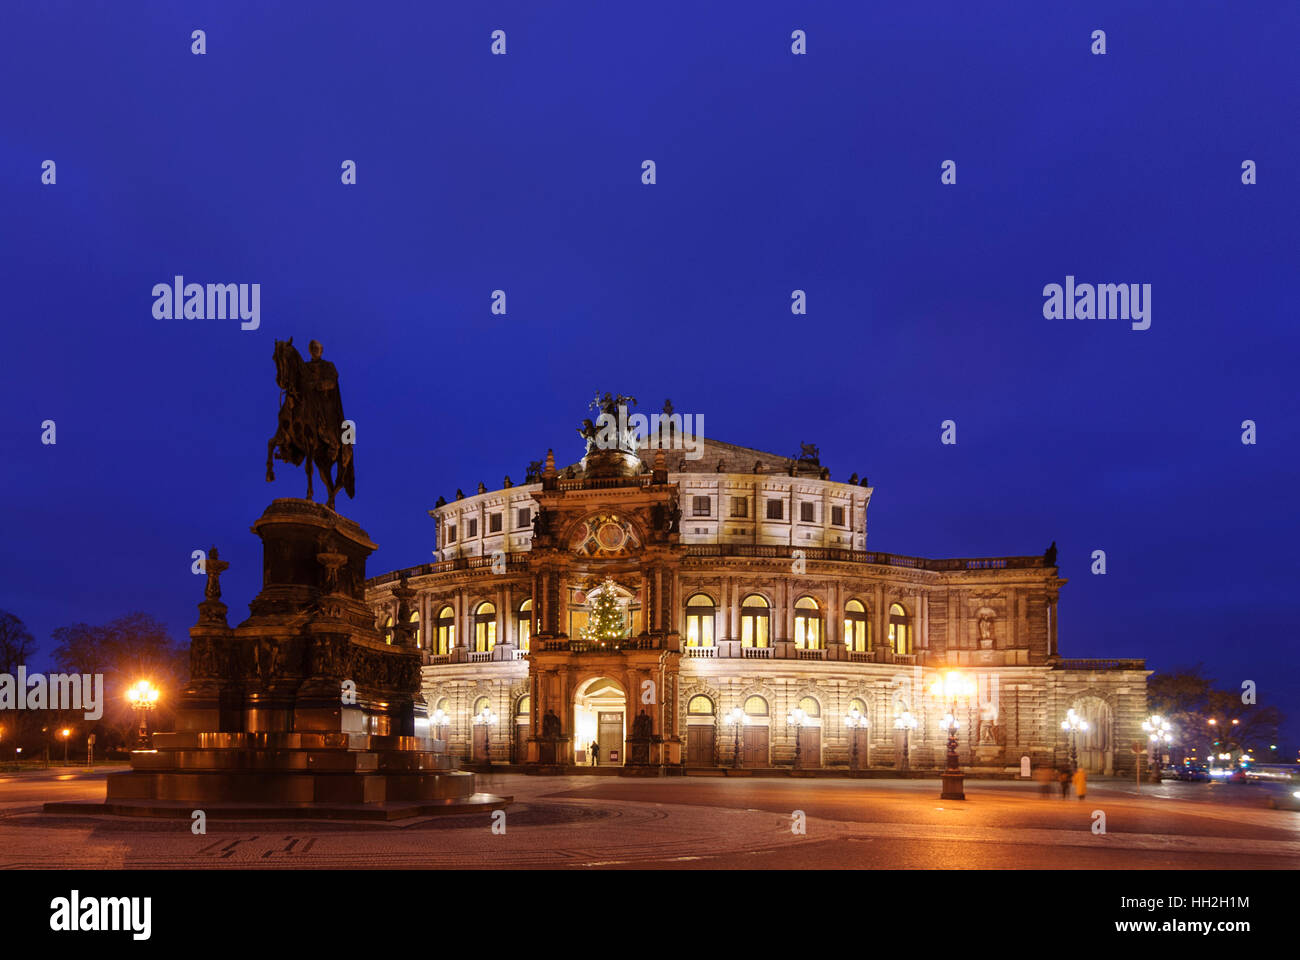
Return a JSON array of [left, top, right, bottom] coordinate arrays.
[[1019, 755, 1031, 778], [609, 750, 619, 763]]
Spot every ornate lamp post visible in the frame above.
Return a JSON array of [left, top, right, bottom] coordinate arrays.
[[431, 707, 450, 743], [126, 680, 160, 749], [1142, 715, 1173, 781], [930, 671, 975, 800], [725, 707, 745, 769], [786, 707, 806, 770], [474, 707, 499, 765], [894, 711, 918, 771], [844, 708, 867, 771], [1061, 709, 1090, 772]]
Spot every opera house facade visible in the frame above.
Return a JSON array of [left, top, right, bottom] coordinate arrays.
[[365, 398, 1148, 776]]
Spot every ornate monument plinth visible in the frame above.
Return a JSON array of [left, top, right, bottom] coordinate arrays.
[[52, 499, 507, 819]]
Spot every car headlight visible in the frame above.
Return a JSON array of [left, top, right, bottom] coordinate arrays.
[[1292, 790, 1300, 799]]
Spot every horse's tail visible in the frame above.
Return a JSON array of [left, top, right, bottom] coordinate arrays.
[[340, 444, 356, 498]]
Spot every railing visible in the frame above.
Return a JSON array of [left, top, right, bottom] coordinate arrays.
[[468, 651, 492, 663], [848, 651, 872, 663], [684, 647, 716, 658], [1055, 658, 1146, 671], [366, 552, 530, 587], [795, 649, 825, 661], [512, 649, 530, 660], [557, 474, 655, 491], [742, 647, 772, 659], [426, 654, 452, 665], [682, 544, 1047, 571]]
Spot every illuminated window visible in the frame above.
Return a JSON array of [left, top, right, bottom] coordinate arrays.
[[473, 696, 490, 716], [685, 593, 715, 647], [688, 695, 715, 716], [849, 698, 867, 715], [794, 596, 821, 649], [516, 695, 530, 718], [434, 605, 455, 655], [383, 614, 393, 645], [888, 603, 911, 655], [409, 609, 421, 648], [474, 601, 497, 652], [843, 599, 869, 652], [744, 696, 768, 717], [516, 598, 532, 652], [798, 697, 820, 717], [740, 594, 770, 648]]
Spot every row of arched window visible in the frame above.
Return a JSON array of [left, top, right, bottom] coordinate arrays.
[[387, 592, 912, 655], [685, 593, 913, 654], [384, 599, 534, 654], [686, 693, 870, 720]]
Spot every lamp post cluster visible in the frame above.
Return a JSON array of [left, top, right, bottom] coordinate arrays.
[[931, 671, 976, 800], [785, 707, 806, 769], [1142, 714, 1173, 780], [127, 680, 160, 749], [1061, 708, 1089, 772], [474, 706, 499, 765], [844, 707, 867, 771], [725, 707, 745, 768], [894, 711, 917, 770]]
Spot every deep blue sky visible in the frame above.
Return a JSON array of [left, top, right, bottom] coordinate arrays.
[[2, 3, 1297, 745]]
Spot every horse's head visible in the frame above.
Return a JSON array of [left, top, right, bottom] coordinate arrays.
[[272, 338, 299, 391]]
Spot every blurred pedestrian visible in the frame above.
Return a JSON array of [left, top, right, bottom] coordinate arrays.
[[589, 740, 599, 767], [1058, 766, 1071, 798], [1073, 766, 1087, 800], [1034, 764, 1053, 798]]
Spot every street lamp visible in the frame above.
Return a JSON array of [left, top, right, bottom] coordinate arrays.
[[1142, 714, 1173, 781], [930, 671, 975, 800], [1061, 709, 1090, 772], [786, 707, 806, 770], [431, 707, 450, 743], [126, 680, 160, 749], [474, 707, 499, 765], [725, 707, 745, 769], [60, 728, 71, 765], [844, 708, 868, 772], [894, 711, 918, 770]]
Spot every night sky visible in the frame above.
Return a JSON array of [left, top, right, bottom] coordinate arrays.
[[2, 4, 1296, 745]]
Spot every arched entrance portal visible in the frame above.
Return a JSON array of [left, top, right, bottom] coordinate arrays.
[[1070, 696, 1114, 774], [574, 676, 626, 767]]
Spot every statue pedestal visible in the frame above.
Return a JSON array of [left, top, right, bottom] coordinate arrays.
[[51, 499, 508, 820]]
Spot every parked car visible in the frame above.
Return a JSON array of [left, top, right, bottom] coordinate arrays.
[[1171, 762, 1209, 782]]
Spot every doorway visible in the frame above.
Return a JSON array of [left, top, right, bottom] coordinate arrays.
[[574, 676, 626, 766]]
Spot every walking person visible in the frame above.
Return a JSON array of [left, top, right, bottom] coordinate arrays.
[[1058, 765, 1071, 799], [590, 740, 599, 767], [1034, 764, 1053, 798], [1073, 765, 1087, 800]]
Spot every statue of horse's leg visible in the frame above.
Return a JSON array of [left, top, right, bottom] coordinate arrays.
[[321, 458, 337, 511], [304, 456, 314, 502]]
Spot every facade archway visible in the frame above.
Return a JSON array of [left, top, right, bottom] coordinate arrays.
[[574, 676, 627, 766], [1070, 695, 1115, 774]]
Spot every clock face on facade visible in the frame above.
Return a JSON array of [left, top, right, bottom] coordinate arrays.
[[570, 513, 642, 557]]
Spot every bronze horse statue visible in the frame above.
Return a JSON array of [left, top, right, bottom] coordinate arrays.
[[266, 337, 355, 510]]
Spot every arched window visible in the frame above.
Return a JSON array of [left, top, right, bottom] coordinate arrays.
[[688, 695, 715, 716], [685, 593, 716, 647], [843, 599, 869, 652], [434, 605, 455, 655], [474, 601, 497, 652], [515, 695, 530, 718], [383, 614, 393, 645], [889, 603, 911, 655], [409, 609, 420, 649], [794, 596, 821, 649], [434, 697, 449, 714], [798, 696, 821, 717], [744, 695, 768, 717], [740, 594, 770, 648], [849, 698, 868, 715], [473, 696, 491, 716], [517, 598, 532, 652]]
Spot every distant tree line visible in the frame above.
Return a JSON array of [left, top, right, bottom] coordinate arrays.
[[1147, 664, 1287, 764]]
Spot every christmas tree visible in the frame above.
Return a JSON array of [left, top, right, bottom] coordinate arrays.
[[581, 578, 627, 648]]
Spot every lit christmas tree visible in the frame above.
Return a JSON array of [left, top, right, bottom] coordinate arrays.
[[581, 578, 627, 648]]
